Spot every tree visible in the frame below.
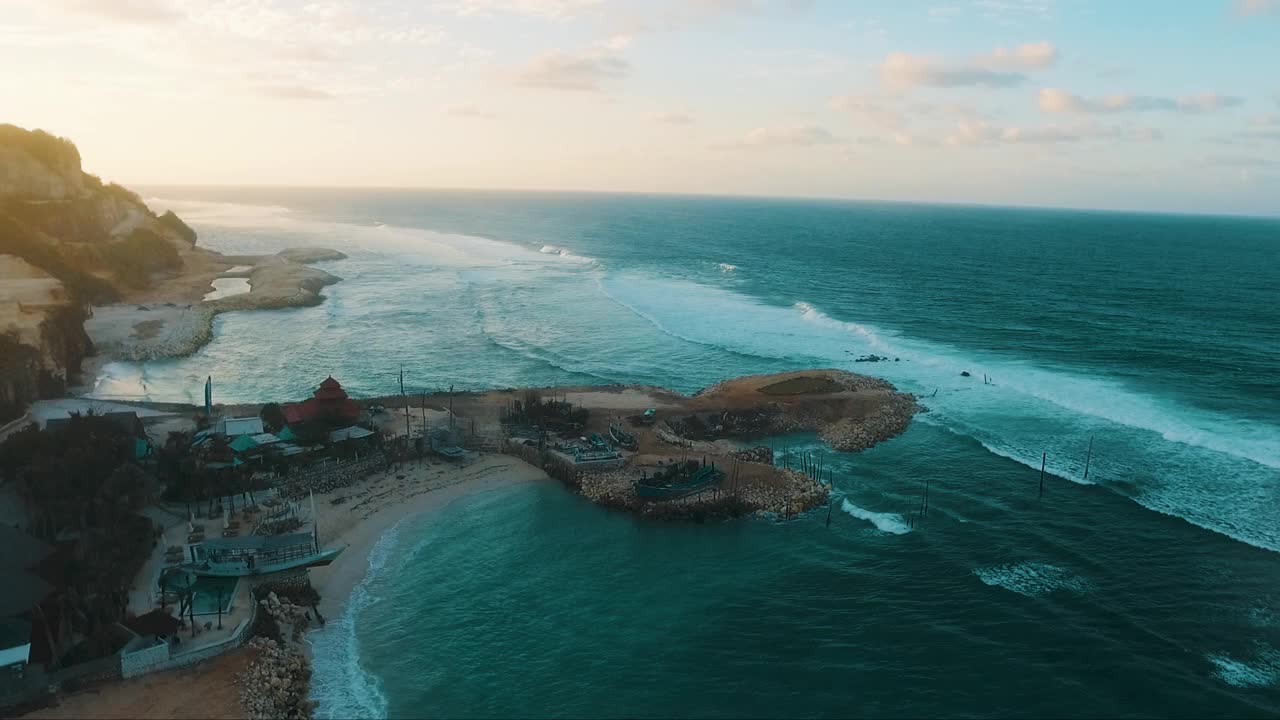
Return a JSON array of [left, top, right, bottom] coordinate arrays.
[[260, 402, 286, 433]]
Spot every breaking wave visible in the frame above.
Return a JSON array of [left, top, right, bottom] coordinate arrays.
[[307, 522, 404, 719], [840, 499, 912, 534], [1207, 645, 1280, 688]]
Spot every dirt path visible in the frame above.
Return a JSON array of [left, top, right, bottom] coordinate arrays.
[[21, 649, 252, 720]]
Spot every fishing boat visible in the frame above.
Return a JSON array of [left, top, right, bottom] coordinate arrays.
[[609, 422, 639, 451], [635, 460, 725, 499]]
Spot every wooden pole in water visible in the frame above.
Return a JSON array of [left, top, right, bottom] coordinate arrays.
[[825, 469, 834, 528], [924, 476, 930, 516], [400, 366, 411, 440], [1039, 452, 1047, 499], [1083, 436, 1094, 481]]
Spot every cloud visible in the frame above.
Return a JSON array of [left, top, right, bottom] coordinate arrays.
[[881, 53, 1024, 88], [1233, 0, 1280, 16], [829, 94, 907, 128], [443, 103, 495, 118], [255, 84, 336, 100], [1039, 88, 1245, 114], [878, 42, 1055, 90], [1206, 155, 1279, 167], [513, 50, 629, 91], [44, 0, 183, 24], [443, 0, 602, 18], [975, 41, 1058, 69], [722, 125, 839, 148], [653, 112, 694, 124], [944, 120, 1162, 146]]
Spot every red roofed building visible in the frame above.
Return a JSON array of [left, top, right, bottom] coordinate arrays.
[[282, 376, 361, 425]]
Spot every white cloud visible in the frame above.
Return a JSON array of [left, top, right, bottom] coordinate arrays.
[[653, 111, 694, 124], [881, 53, 1024, 89], [441, 0, 601, 18], [255, 83, 336, 100], [443, 103, 495, 118], [42, 0, 183, 24], [513, 50, 629, 91], [975, 41, 1057, 69], [1040, 88, 1245, 114], [944, 120, 1162, 146], [879, 42, 1056, 90], [829, 94, 907, 128], [1233, 0, 1280, 16], [723, 125, 839, 148]]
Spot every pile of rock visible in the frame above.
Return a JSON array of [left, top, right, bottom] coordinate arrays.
[[576, 469, 637, 509], [731, 446, 774, 464], [239, 636, 315, 720], [259, 591, 311, 643], [731, 469, 828, 517], [820, 393, 921, 452]]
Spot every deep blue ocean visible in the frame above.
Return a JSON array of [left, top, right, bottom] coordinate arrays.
[[109, 189, 1280, 717]]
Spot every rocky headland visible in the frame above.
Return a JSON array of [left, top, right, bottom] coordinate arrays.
[[0, 124, 344, 410]]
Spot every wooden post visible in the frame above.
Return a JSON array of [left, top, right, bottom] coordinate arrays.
[[1083, 436, 1094, 481], [217, 587, 223, 629], [1039, 452, 1046, 499], [825, 471, 834, 528]]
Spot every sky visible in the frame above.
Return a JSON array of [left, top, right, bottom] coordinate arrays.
[[3, 0, 1279, 215]]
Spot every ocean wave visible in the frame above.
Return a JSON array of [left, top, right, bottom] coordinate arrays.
[[538, 244, 597, 265], [794, 302, 894, 353], [973, 562, 1093, 597], [1207, 646, 1280, 688], [718, 262, 738, 273], [307, 522, 405, 719], [840, 499, 912, 534], [599, 273, 1280, 552]]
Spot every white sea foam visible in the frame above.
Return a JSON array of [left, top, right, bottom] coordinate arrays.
[[718, 262, 738, 273], [599, 273, 1280, 552], [840, 499, 912, 534], [973, 562, 1092, 597], [98, 199, 1280, 555], [538, 244, 596, 265], [1207, 647, 1280, 688], [307, 521, 406, 719]]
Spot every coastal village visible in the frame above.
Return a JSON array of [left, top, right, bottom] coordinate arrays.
[[0, 124, 921, 718], [0, 367, 919, 718]]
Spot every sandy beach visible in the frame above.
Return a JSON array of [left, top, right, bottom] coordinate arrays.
[[306, 453, 551, 622]]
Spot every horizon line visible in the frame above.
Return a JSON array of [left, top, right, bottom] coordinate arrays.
[[127, 182, 1280, 222]]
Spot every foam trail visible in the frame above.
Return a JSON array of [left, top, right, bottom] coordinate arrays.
[[718, 262, 738, 273], [973, 562, 1092, 597], [1206, 646, 1280, 688], [840, 499, 912, 534], [307, 521, 405, 719]]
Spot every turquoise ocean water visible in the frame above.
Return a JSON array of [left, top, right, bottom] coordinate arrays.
[[104, 189, 1280, 717]]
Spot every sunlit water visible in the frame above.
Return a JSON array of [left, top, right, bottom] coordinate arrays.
[[111, 189, 1279, 717]]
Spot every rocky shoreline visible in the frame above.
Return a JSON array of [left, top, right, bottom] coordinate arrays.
[[84, 248, 344, 363], [239, 591, 319, 720], [572, 464, 830, 521]]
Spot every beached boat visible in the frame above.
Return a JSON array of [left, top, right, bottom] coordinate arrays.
[[186, 532, 345, 577], [609, 422, 639, 451], [635, 462, 725, 500]]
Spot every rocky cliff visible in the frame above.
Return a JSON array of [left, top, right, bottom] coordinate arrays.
[[0, 124, 201, 420]]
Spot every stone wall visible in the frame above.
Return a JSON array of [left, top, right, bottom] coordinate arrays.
[[278, 454, 388, 499], [120, 639, 170, 679]]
